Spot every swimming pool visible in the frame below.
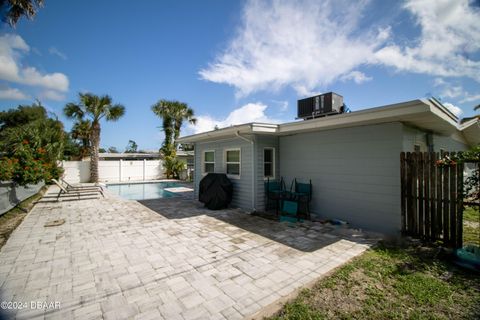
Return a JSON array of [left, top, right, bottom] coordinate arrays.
[[106, 181, 181, 200]]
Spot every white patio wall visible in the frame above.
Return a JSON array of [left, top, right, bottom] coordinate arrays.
[[62, 160, 165, 183]]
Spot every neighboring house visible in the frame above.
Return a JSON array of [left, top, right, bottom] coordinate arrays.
[[177, 97, 480, 236], [177, 150, 195, 167], [98, 152, 161, 160], [177, 150, 195, 181]]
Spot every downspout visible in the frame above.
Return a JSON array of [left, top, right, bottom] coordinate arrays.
[[235, 131, 256, 212]]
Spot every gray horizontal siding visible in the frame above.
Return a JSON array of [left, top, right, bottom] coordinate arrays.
[[402, 125, 469, 152], [194, 137, 254, 210], [279, 122, 403, 235]]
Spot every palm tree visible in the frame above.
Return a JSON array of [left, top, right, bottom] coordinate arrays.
[[64, 93, 125, 182], [152, 100, 172, 155], [152, 100, 196, 179], [151, 100, 196, 156], [1, 0, 44, 27], [70, 119, 91, 159], [475, 104, 480, 118], [172, 103, 196, 146]]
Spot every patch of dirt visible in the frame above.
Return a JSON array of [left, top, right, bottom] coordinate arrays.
[[305, 269, 393, 318], [0, 211, 27, 249], [44, 219, 65, 227], [464, 220, 479, 228]]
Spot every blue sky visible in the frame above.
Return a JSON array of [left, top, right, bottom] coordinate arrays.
[[0, 0, 479, 151]]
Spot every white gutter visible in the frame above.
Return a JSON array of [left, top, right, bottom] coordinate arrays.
[[235, 130, 256, 212]]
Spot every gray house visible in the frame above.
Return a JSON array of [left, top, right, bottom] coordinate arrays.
[[177, 97, 479, 236]]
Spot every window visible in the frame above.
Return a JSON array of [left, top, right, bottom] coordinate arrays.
[[203, 151, 215, 174], [414, 144, 421, 153], [225, 149, 240, 177], [264, 148, 275, 178]]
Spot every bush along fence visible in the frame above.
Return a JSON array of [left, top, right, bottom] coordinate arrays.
[[400, 152, 464, 248]]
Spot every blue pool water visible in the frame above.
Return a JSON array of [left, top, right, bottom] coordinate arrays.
[[106, 182, 180, 200]]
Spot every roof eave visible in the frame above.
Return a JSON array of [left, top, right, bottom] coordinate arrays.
[[177, 123, 279, 143]]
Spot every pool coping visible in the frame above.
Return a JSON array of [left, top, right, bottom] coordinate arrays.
[[104, 180, 194, 201], [103, 179, 190, 186]]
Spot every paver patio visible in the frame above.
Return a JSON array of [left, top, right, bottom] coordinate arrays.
[[0, 186, 379, 319]]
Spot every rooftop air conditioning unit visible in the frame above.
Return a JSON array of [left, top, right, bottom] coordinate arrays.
[[297, 92, 344, 120]]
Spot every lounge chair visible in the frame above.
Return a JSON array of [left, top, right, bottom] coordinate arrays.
[[50, 179, 104, 201], [58, 178, 103, 192]]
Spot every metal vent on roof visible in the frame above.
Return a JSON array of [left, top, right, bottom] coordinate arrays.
[[297, 92, 345, 120]]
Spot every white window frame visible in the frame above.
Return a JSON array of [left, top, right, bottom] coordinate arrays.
[[225, 148, 241, 179], [263, 147, 275, 180], [203, 150, 215, 175]]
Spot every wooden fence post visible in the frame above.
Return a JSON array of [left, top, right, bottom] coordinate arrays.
[[430, 153, 437, 240], [442, 153, 450, 244], [424, 152, 430, 239], [418, 152, 424, 237], [456, 163, 464, 248], [449, 153, 457, 247]]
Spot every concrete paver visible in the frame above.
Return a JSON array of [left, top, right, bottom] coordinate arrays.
[[0, 185, 378, 319]]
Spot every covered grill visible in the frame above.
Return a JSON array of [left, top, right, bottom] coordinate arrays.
[[199, 173, 233, 210]]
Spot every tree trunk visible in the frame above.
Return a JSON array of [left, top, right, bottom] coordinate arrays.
[[90, 122, 101, 183]]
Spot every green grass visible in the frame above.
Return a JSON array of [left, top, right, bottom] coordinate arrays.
[[463, 206, 479, 246], [464, 206, 479, 223], [270, 244, 480, 320]]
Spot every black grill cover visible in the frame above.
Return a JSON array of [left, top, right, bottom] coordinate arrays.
[[199, 173, 233, 210]]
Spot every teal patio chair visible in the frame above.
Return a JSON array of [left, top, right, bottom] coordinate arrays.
[[279, 200, 303, 223], [265, 177, 285, 216], [290, 179, 312, 220]]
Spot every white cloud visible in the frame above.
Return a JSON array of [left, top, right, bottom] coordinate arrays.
[[187, 102, 281, 134], [0, 34, 69, 92], [341, 71, 372, 84], [433, 78, 446, 87], [48, 46, 67, 60], [39, 90, 66, 101], [433, 78, 480, 104], [199, 0, 387, 97], [460, 94, 480, 104], [441, 86, 464, 99], [443, 102, 463, 117], [0, 87, 29, 100], [374, 0, 480, 81], [200, 0, 480, 97]]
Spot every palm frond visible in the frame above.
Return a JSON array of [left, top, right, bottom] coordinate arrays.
[[106, 104, 126, 121], [63, 103, 84, 120]]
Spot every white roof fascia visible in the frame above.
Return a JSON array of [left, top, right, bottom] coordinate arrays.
[[459, 118, 480, 146], [278, 100, 427, 135], [177, 124, 253, 143], [422, 98, 459, 127], [251, 123, 279, 133]]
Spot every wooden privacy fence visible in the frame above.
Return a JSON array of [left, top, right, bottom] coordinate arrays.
[[400, 152, 464, 248]]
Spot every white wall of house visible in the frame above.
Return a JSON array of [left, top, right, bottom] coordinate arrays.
[[62, 160, 165, 183]]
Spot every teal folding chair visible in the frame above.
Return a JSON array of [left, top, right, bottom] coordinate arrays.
[[279, 200, 303, 223], [265, 177, 285, 216], [291, 179, 312, 220]]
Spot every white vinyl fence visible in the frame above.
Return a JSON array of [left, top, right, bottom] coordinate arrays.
[[62, 160, 165, 183]]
